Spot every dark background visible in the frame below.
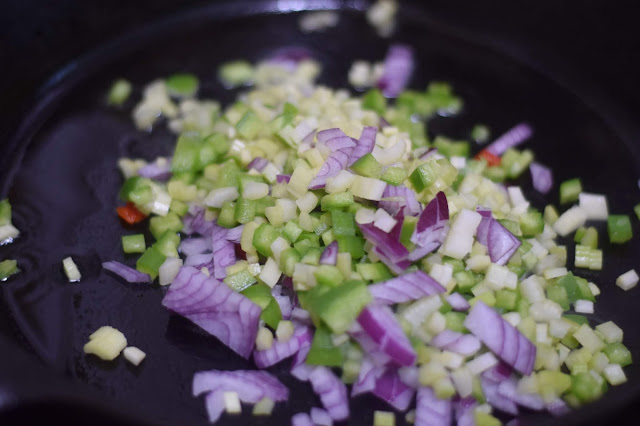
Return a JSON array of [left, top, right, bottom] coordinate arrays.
[[0, 0, 639, 424]]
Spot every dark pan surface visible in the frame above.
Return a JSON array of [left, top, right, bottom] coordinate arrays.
[[1, 2, 639, 425]]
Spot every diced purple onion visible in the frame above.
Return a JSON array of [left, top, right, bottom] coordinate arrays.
[[162, 266, 261, 359], [357, 304, 417, 367], [530, 162, 553, 194], [419, 147, 438, 161], [378, 116, 391, 129], [324, 136, 356, 152], [183, 206, 215, 236], [377, 44, 415, 98], [476, 211, 521, 266], [302, 129, 316, 145], [389, 209, 405, 241], [224, 225, 244, 244], [248, 157, 269, 172], [184, 253, 214, 270], [253, 325, 312, 368], [291, 307, 312, 324], [465, 301, 536, 375], [379, 185, 422, 217], [192, 369, 288, 423], [368, 270, 445, 304], [415, 387, 452, 426], [446, 292, 470, 311], [309, 148, 351, 189], [272, 286, 293, 320], [319, 241, 338, 265], [308, 367, 350, 421], [358, 222, 409, 263], [348, 323, 392, 366], [211, 224, 236, 280], [497, 377, 544, 411], [373, 246, 412, 275], [317, 128, 346, 144], [409, 191, 449, 261], [546, 398, 570, 416], [482, 362, 513, 383], [310, 407, 333, 426], [373, 369, 415, 411], [454, 397, 477, 426], [347, 126, 377, 166], [430, 330, 481, 356], [351, 358, 384, 396], [102, 261, 151, 283], [137, 161, 172, 181], [276, 174, 291, 184], [397, 366, 419, 389], [291, 412, 314, 426], [179, 237, 211, 257], [486, 123, 533, 156], [481, 378, 519, 415]]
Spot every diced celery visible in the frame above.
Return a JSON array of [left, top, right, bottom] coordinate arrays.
[[361, 88, 387, 114], [444, 312, 467, 333], [607, 214, 632, 244], [219, 60, 254, 87], [314, 265, 344, 287], [336, 235, 365, 260], [544, 205, 559, 224], [236, 110, 262, 140], [218, 201, 238, 228], [519, 211, 544, 237], [283, 221, 303, 243], [381, 166, 408, 186], [171, 133, 203, 173], [356, 263, 393, 282], [321, 192, 354, 211], [224, 269, 257, 292], [471, 124, 490, 142], [252, 223, 281, 257], [166, 73, 199, 97], [136, 246, 166, 280], [571, 372, 603, 403], [152, 231, 180, 258], [242, 284, 281, 328], [603, 342, 632, 367], [559, 178, 582, 204], [0, 259, 19, 281], [107, 79, 132, 106], [306, 325, 344, 366], [331, 210, 356, 237], [279, 248, 301, 276], [433, 136, 470, 158], [350, 153, 382, 178], [309, 280, 371, 334], [409, 163, 437, 192], [122, 234, 146, 254], [495, 289, 517, 310], [149, 212, 183, 239]]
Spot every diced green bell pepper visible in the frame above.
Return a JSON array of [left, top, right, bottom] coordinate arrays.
[[136, 246, 166, 280]]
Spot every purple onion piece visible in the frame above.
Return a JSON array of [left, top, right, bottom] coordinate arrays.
[[369, 270, 445, 305], [377, 44, 415, 98], [102, 261, 151, 283], [162, 266, 261, 359], [486, 123, 532, 156]]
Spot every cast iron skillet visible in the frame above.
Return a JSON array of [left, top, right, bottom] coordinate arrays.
[[1, 1, 639, 425]]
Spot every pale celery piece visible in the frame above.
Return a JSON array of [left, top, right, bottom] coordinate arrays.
[[107, 79, 132, 105], [84, 326, 127, 361]]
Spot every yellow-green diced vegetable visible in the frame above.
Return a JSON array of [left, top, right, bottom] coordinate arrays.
[[83, 326, 127, 361]]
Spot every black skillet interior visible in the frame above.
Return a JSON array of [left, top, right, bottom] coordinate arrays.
[[1, 1, 640, 425]]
